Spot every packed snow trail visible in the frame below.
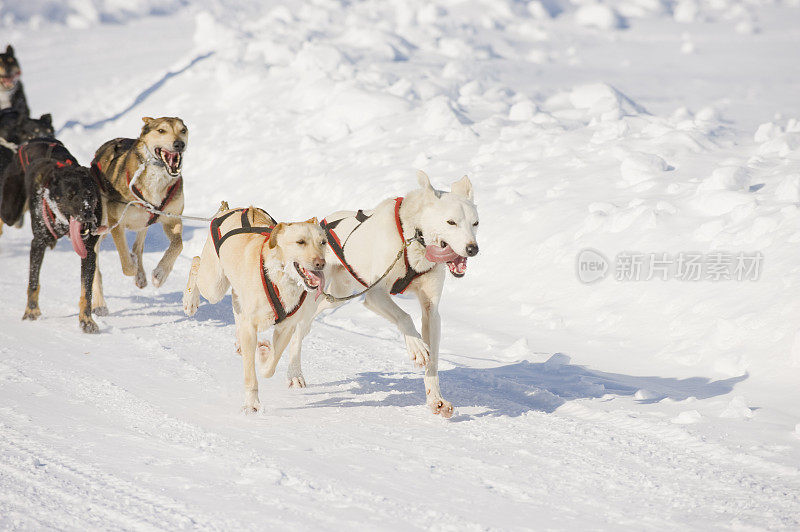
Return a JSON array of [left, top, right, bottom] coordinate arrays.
[[0, 240, 798, 529], [2, 1, 800, 529]]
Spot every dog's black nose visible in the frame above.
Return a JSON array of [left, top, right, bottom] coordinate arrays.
[[313, 258, 325, 270], [173, 140, 185, 151], [466, 243, 479, 257]]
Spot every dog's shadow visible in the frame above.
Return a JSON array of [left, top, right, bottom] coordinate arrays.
[[108, 290, 235, 328], [302, 354, 748, 419]]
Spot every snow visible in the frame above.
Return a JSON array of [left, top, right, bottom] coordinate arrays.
[[2, 0, 800, 529]]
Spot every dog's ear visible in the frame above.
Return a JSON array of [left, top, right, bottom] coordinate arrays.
[[40, 114, 52, 127], [5, 45, 13, 56], [268, 223, 286, 249], [304, 217, 318, 225], [417, 170, 436, 197], [140, 117, 154, 136], [450, 175, 474, 201]]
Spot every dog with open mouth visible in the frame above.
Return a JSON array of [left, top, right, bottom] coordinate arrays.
[[182, 204, 327, 412], [0, 45, 29, 117], [18, 154, 105, 333], [90, 116, 187, 315], [287, 171, 480, 417]]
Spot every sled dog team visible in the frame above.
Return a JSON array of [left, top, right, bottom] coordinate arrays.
[[0, 46, 480, 417]]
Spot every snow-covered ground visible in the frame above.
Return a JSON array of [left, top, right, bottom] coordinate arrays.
[[2, 0, 800, 529]]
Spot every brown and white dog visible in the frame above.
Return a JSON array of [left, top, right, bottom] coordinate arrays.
[[90, 117, 187, 314], [182, 205, 326, 412]]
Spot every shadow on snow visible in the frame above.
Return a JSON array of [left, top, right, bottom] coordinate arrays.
[[58, 52, 215, 134], [302, 353, 747, 419]]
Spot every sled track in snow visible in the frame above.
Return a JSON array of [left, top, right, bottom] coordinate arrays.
[[0, 427, 215, 530]]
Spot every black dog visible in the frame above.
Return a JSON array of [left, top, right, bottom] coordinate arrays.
[[0, 138, 105, 332], [22, 156, 105, 333], [1, 133, 66, 229], [0, 112, 55, 232], [0, 45, 29, 116]]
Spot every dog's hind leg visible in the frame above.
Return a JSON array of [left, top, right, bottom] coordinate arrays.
[[15, 205, 26, 227], [109, 221, 138, 277], [364, 289, 430, 368], [182, 256, 202, 316], [194, 237, 229, 304], [79, 240, 100, 333], [152, 218, 182, 288], [0, 161, 26, 226], [23, 238, 46, 321], [185, 236, 229, 316], [235, 315, 261, 412], [131, 228, 148, 288], [91, 237, 108, 316]]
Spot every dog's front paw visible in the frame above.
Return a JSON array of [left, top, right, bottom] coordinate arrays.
[[22, 307, 41, 321], [427, 396, 454, 418], [287, 362, 306, 388], [182, 289, 198, 316], [121, 252, 138, 277], [243, 390, 261, 413], [79, 315, 100, 334], [135, 268, 147, 289], [152, 265, 168, 288], [405, 336, 430, 368], [288, 375, 307, 388]]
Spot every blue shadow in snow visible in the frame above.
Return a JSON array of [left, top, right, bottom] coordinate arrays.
[[58, 52, 215, 134], [302, 353, 748, 418]]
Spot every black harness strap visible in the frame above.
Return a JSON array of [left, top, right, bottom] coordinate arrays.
[[320, 218, 370, 288], [389, 198, 425, 295], [210, 207, 275, 256], [17, 139, 76, 172]]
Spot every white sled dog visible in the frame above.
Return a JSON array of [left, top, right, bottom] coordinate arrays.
[[182, 205, 326, 412], [289, 171, 480, 417]]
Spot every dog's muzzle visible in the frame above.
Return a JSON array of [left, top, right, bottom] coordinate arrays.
[[425, 240, 470, 277], [154, 147, 183, 176], [294, 262, 326, 301]]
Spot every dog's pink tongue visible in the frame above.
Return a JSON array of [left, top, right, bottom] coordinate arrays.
[[425, 244, 461, 263], [68, 217, 87, 259], [309, 271, 326, 301]]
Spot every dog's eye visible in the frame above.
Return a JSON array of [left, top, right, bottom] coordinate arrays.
[[473, 221, 479, 227], [180, 128, 187, 134], [296, 239, 306, 245], [157, 128, 166, 134], [447, 220, 457, 226], [321, 240, 327, 246]]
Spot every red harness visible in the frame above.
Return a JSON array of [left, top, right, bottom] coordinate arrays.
[[124, 168, 182, 226], [321, 197, 424, 295], [41, 196, 59, 240], [259, 239, 307, 324], [17, 140, 67, 172]]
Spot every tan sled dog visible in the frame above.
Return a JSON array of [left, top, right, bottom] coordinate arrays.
[[90, 116, 187, 314], [183, 204, 327, 412]]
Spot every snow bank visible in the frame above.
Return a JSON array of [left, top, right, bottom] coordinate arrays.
[[0, 0, 186, 27]]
